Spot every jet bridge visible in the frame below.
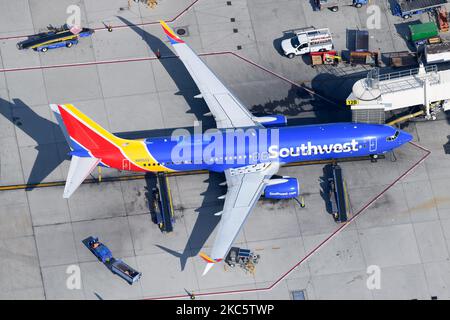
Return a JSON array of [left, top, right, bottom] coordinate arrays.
[[347, 65, 450, 123]]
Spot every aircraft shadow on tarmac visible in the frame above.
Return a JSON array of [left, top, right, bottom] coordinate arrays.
[[445, 135, 450, 155], [0, 19, 227, 269], [116, 16, 215, 129], [155, 172, 226, 271], [118, 16, 353, 126], [319, 164, 334, 215], [0, 97, 70, 189], [0, 96, 223, 271], [114, 17, 352, 269], [0, 97, 204, 188], [0, 19, 370, 267], [113, 17, 228, 270], [249, 83, 351, 125]]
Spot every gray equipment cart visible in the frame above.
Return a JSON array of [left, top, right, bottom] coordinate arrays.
[[315, 0, 369, 12]]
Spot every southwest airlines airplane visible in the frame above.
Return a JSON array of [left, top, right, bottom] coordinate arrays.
[[49, 21, 412, 275]]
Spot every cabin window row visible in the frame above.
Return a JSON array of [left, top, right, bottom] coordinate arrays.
[[141, 154, 255, 167]]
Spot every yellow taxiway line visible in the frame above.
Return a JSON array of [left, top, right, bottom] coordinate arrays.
[[0, 156, 379, 192]]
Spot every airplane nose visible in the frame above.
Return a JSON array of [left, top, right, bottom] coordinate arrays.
[[399, 131, 413, 145]]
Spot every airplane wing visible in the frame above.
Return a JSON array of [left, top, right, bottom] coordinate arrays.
[[200, 162, 280, 275], [160, 21, 260, 129], [159, 21, 280, 275]]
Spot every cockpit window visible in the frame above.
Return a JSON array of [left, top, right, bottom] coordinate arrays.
[[386, 130, 400, 141], [291, 37, 300, 48]]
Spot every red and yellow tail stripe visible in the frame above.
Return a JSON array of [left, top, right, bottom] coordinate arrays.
[[160, 20, 185, 44], [199, 252, 222, 264], [57, 104, 172, 172]]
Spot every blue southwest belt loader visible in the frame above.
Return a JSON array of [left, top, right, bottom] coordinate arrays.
[[17, 24, 94, 52]]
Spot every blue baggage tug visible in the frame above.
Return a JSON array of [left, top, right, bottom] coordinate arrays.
[[84, 236, 113, 263]]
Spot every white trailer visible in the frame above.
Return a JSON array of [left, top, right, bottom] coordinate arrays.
[[425, 42, 450, 64], [281, 28, 333, 58], [347, 65, 450, 121]]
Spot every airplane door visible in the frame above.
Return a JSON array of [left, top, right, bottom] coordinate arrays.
[[122, 159, 131, 171], [369, 137, 377, 152]]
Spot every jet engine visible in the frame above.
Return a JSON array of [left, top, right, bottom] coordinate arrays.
[[264, 177, 299, 199], [254, 115, 287, 127]]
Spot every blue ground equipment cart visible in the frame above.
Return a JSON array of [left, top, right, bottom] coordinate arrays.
[[83, 236, 142, 285], [392, 0, 448, 19], [111, 259, 142, 285], [17, 24, 94, 52], [84, 236, 113, 263]]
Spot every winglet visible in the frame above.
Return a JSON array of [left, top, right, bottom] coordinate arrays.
[[160, 20, 185, 44], [202, 263, 214, 276], [199, 252, 222, 276], [199, 252, 216, 263]]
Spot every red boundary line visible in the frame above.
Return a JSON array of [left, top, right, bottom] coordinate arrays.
[[0, 51, 337, 106], [146, 141, 431, 300], [0, 56, 160, 73], [0, 0, 200, 41], [227, 53, 339, 106], [0, 30, 432, 298]]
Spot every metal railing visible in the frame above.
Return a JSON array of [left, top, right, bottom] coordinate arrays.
[[377, 65, 437, 82], [366, 65, 440, 93]]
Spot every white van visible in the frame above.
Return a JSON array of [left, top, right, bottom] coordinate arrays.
[[281, 28, 333, 58]]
